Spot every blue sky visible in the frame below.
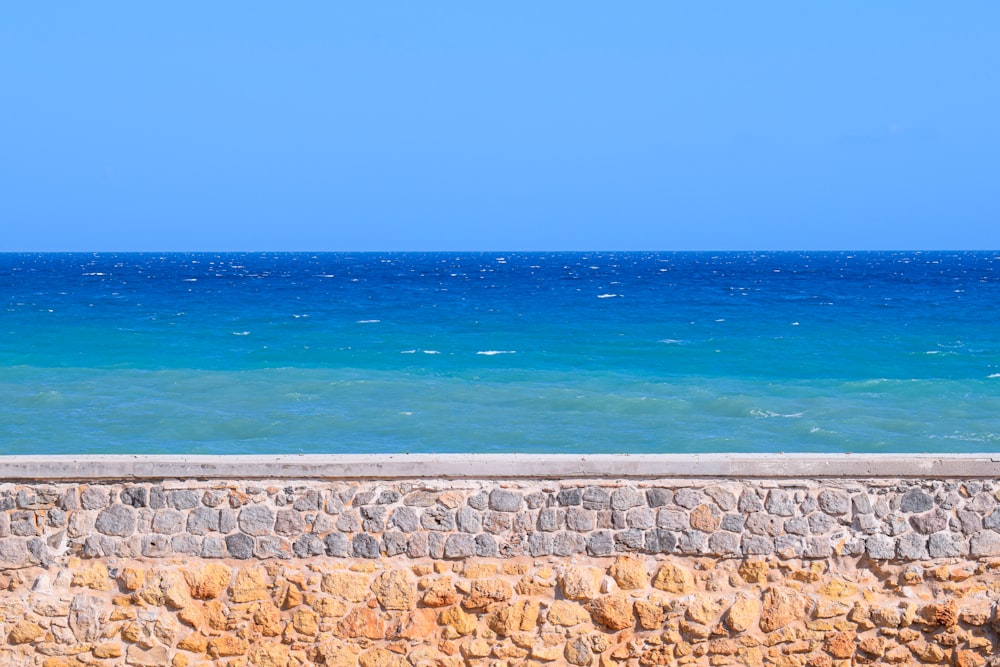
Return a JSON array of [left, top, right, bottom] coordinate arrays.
[[2, 3, 997, 251]]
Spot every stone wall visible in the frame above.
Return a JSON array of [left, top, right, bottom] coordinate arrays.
[[2, 474, 1000, 666]]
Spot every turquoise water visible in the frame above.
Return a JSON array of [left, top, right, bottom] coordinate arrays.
[[2, 251, 999, 454]]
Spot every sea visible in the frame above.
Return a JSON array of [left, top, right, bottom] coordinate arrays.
[[1, 251, 998, 455]]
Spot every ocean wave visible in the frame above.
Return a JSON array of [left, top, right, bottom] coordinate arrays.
[[476, 350, 516, 355], [597, 293, 621, 299], [750, 409, 804, 419]]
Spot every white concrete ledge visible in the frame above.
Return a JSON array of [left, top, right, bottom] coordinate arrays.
[[1, 453, 1000, 481]]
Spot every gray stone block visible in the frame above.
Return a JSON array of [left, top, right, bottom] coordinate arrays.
[[784, 517, 810, 536], [187, 508, 220, 535], [275, 510, 305, 536], [910, 509, 949, 535], [119, 487, 148, 508], [171, 534, 202, 555], [95, 505, 135, 537], [525, 492, 547, 509], [557, 488, 582, 506], [428, 532, 446, 559], [645, 488, 672, 507], [335, 509, 360, 532], [818, 490, 850, 515], [151, 509, 185, 535], [808, 513, 836, 535], [167, 490, 200, 510], [456, 507, 482, 533], [360, 505, 386, 532], [10, 511, 39, 537], [352, 533, 381, 559], [765, 490, 795, 517], [80, 487, 111, 510], [225, 533, 254, 559], [611, 487, 644, 510], [656, 510, 689, 531], [738, 490, 764, 513], [721, 513, 745, 533], [475, 534, 499, 557], [201, 536, 225, 558], [566, 507, 594, 532], [627, 507, 656, 530], [537, 507, 561, 532], [489, 489, 522, 512], [674, 488, 705, 509], [421, 506, 455, 531], [529, 532, 554, 556], [238, 505, 276, 536], [382, 532, 408, 557], [708, 531, 741, 556], [900, 488, 934, 513], [586, 531, 614, 556], [745, 512, 783, 537], [928, 532, 967, 558], [705, 486, 737, 511], [582, 487, 610, 510], [388, 506, 419, 533], [553, 531, 587, 556], [970, 530, 1000, 557], [866, 534, 896, 560], [444, 534, 475, 558], [406, 533, 428, 558], [896, 532, 928, 560], [741, 535, 775, 556], [644, 529, 676, 554], [677, 530, 708, 555]]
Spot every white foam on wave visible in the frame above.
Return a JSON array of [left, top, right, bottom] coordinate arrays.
[[82, 272, 105, 276], [356, 319, 380, 324], [597, 293, 620, 299], [182, 278, 197, 282], [400, 350, 417, 354], [750, 409, 804, 419], [232, 331, 251, 336], [988, 373, 1000, 379], [476, 350, 516, 355], [659, 339, 684, 344], [423, 350, 440, 355]]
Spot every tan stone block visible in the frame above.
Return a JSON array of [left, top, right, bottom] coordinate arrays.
[[290, 608, 318, 636], [560, 566, 602, 601], [126, 645, 171, 667], [177, 603, 204, 629], [320, 571, 369, 602], [398, 607, 437, 640], [589, 594, 634, 631], [460, 638, 491, 658], [461, 578, 512, 610], [609, 555, 647, 590], [72, 562, 111, 591], [372, 569, 417, 611], [822, 631, 855, 660], [93, 642, 124, 659], [203, 600, 229, 631], [487, 599, 540, 636], [248, 643, 291, 667], [531, 645, 563, 661], [337, 606, 386, 640], [119, 567, 146, 592], [207, 635, 248, 658], [439, 605, 476, 636], [177, 632, 208, 653], [463, 563, 498, 579], [8, 620, 45, 644], [652, 563, 695, 594], [686, 594, 727, 626], [171, 655, 189, 667], [515, 573, 551, 596], [185, 563, 231, 600], [313, 596, 347, 619], [738, 560, 769, 585], [229, 568, 269, 604], [548, 600, 590, 627], [690, 504, 719, 531], [724, 596, 760, 634], [422, 577, 458, 607], [120, 621, 142, 643], [154, 613, 182, 645], [253, 601, 283, 636], [817, 580, 857, 599], [759, 587, 806, 633]]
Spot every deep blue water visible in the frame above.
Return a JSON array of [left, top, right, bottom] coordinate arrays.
[[2, 251, 999, 454]]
